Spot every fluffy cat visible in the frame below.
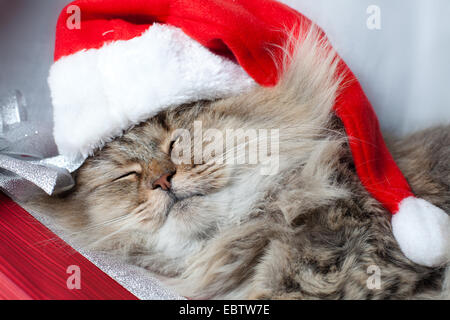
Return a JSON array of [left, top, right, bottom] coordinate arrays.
[[29, 29, 450, 299]]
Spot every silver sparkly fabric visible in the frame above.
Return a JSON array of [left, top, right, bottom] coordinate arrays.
[[0, 155, 75, 198], [0, 90, 27, 133], [0, 91, 82, 200]]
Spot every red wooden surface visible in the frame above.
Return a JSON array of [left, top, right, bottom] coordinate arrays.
[[0, 193, 138, 300]]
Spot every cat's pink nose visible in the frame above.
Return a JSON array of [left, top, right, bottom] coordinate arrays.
[[152, 172, 173, 191]]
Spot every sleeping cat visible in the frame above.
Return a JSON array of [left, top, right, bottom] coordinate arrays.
[[30, 30, 450, 299]]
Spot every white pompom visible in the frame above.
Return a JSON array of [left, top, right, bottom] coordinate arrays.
[[392, 197, 450, 267]]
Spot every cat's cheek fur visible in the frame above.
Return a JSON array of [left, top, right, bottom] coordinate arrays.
[[170, 164, 231, 199], [138, 190, 175, 230]]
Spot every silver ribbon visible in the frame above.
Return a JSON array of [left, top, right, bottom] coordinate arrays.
[[0, 90, 83, 200]]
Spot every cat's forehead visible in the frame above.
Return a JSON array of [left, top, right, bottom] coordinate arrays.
[[101, 123, 169, 163], [95, 105, 204, 166]]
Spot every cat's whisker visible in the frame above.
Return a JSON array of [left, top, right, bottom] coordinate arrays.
[[64, 202, 150, 241], [87, 206, 150, 248], [29, 215, 137, 248]]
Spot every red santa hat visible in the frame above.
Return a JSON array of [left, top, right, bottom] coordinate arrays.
[[49, 0, 450, 267]]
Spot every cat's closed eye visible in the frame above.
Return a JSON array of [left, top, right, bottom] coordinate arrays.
[[168, 139, 176, 155], [113, 171, 139, 182], [168, 135, 183, 156], [112, 164, 142, 182]]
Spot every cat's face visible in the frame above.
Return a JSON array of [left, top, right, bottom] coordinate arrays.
[[72, 105, 249, 257]]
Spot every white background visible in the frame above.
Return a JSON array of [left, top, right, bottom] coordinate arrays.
[[1, 0, 449, 140], [281, 0, 450, 134]]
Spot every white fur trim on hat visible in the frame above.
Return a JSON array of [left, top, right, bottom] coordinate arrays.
[[392, 196, 450, 267], [48, 24, 255, 160]]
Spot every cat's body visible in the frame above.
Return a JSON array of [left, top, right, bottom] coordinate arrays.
[[30, 30, 450, 299]]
